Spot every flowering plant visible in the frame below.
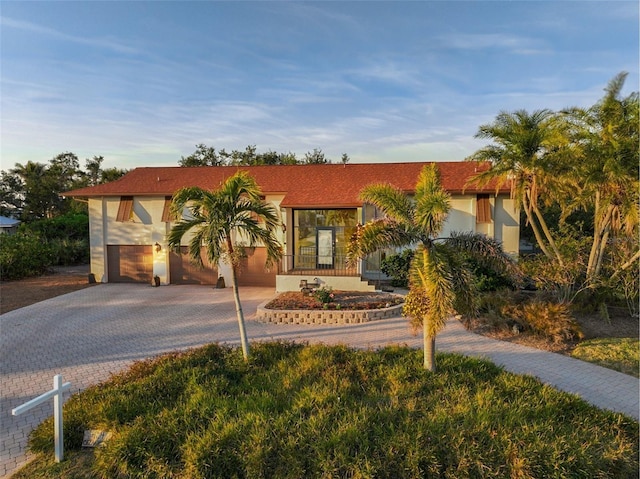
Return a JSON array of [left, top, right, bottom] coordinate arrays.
[[314, 286, 334, 304]]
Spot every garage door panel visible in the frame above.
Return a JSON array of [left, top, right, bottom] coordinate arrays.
[[170, 247, 217, 285], [107, 245, 153, 283], [237, 247, 276, 287]]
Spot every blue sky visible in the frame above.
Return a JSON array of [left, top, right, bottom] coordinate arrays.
[[1, 1, 638, 170]]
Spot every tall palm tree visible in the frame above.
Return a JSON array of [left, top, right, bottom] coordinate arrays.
[[466, 109, 566, 265], [347, 164, 515, 371], [562, 72, 639, 282], [168, 171, 282, 361]]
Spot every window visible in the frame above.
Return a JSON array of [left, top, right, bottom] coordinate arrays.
[[476, 195, 492, 223], [116, 196, 134, 222], [161, 197, 172, 222]]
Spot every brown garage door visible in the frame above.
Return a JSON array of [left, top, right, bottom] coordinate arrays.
[[236, 247, 276, 287], [107, 245, 153, 283], [169, 246, 217, 285]]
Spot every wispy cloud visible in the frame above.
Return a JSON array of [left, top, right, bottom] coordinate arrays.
[[0, 16, 140, 55], [438, 33, 544, 54]]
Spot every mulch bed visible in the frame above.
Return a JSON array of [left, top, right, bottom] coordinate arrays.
[[265, 291, 404, 310]]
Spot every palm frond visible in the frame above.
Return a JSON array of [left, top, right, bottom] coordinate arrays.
[[359, 183, 415, 224], [346, 219, 415, 266]]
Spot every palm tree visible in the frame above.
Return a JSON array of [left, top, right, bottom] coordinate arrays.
[[168, 171, 282, 361], [347, 164, 515, 371], [466, 109, 566, 265], [562, 72, 639, 282]]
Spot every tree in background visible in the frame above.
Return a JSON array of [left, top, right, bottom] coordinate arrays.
[[168, 171, 282, 361], [561, 72, 639, 283], [466, 109, 565, 265], [0, 153, 127, 221], [303, 148, 329, 164]]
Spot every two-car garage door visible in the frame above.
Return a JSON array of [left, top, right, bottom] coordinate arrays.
[[107, 245, 274, 286]]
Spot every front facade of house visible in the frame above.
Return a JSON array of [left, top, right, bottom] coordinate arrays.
[[66, 162, 518, 292]]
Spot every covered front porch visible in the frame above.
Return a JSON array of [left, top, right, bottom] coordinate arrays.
[[275, 253, 388, 293]]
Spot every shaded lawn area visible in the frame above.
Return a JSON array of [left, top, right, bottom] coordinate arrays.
[[18, 342, 639, 479]]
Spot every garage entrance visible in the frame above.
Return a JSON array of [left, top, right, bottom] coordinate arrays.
[[169, 246, 217, 285], [107, 245, 153, 283], [236, 247, 276, 287]]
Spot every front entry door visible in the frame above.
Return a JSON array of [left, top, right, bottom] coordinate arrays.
[[316, 228, 335, 269]]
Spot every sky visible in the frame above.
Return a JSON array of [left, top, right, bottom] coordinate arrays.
[[1, 1, 638, 170]]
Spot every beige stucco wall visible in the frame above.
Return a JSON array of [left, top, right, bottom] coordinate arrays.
[[494, 196, 519, 255]]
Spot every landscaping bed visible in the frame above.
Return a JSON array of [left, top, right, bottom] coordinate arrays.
[[265, 290, 404, 310]]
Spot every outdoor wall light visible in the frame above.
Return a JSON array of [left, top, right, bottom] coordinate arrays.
[[154, 242, 162, 253]]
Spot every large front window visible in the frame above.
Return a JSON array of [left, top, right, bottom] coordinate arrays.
[[293, 209, 358, 269]]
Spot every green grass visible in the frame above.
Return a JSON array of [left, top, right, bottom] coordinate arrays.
[[571, 338, 640, 378], [15, 342, 639, 479]]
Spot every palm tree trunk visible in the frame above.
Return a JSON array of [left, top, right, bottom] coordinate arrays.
[[423, 321, 436, 372], [523, 191, 554, 261], [229, 264, 251, 361]]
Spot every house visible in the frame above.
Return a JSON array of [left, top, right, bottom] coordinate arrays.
[[64, 162, 518, 291], [0, 216, 21, 235]]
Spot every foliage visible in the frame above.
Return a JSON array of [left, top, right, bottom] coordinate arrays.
[[502, 301, 584, 343], [178, 144, 340, 167], [266, 291, 403, 310], [24, 342, 639, 479], [380, 249, 414, 287], [20, 213, 89, 242], [313, 285, 334, 303], [1, 152, 126, 221], [168, 171, 282, 360], [571, 338, 639, 378], [348, 164, 515, 371], [468, 72, 639, 304], [0, 232, 53, 280]]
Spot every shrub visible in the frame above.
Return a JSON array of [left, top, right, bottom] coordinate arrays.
[[313, 286, 334, 303], [502, 301, 584, 343], [0, 232, 53, 280], [21, 213, 89, 241], [381, 249, 414, 287]]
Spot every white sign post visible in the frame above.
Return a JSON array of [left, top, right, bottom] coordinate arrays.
[[12, 374, 72, 462]]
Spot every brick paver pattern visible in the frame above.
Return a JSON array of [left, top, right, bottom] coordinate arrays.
[[1, 284, 638, 477]]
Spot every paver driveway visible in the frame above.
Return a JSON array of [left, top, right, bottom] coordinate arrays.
[[2, 284, 638, 477]]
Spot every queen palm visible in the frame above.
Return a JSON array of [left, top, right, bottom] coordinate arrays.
[[467, 109, 566, 265], [168, 171, 282, 361], [347, 164, 515, 371]]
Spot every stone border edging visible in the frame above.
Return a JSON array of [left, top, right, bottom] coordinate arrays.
[[255, 297, 404, 325]]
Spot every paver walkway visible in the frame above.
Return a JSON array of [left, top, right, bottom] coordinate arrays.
[[1, 284, 638, 477]]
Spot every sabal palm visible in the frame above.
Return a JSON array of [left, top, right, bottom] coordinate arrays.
[[467, 109, 565, 265], [348, 164, 513, 371], [168, 171, 282, 360]]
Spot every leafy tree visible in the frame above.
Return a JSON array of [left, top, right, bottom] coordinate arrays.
[[303, 148, 330, 164], [179, 144, 224, 167], [10, 161, 59, 220], [168, 171, 282, 361], [0, 170, 23, 217], [347, 164, 515, 371]]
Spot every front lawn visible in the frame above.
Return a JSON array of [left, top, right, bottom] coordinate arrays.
[[571, 338, 640, 377], [17, 343, 638, 479]]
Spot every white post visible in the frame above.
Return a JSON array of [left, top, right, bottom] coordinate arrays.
[[12, 374, 71, 463], [53, 374, 64, 462]]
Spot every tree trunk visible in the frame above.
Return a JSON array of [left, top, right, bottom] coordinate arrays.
[[423, 321, 436, 372], [229, 264, 250, 361], [523, 191, 554, 261]]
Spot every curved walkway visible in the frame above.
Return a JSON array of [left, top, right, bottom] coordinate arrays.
[[1, 285, 638, 477]]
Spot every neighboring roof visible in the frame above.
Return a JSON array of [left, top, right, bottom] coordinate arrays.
[[64, 162, 508, 208], [0, 216, 20, 227]]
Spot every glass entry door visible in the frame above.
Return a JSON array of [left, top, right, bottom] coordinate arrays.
[[316, 228, 335, 268]]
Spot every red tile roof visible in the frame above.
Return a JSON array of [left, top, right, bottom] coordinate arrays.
[[65, 162, 507, 208]]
